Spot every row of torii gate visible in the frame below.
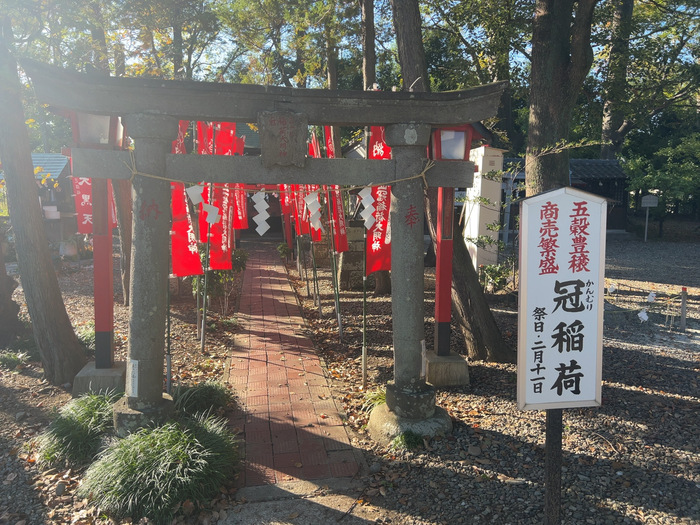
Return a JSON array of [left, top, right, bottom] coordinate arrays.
[[26, 60, 504, 442]]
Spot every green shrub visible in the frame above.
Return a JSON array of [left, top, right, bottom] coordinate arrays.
[[173, 381, 232, 417], [78, 415, 238, 524], [0, 351, 28, 370], [34, 391, 121, 468], [277, 242, 292, 260]]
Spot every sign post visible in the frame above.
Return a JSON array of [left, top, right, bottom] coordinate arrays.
[[518, 187, 607, 523], [641, 194, 659, 243]]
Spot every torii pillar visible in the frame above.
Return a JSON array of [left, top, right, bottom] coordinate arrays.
[[367, 124, 452, 444], [112, 114, 178, 435]]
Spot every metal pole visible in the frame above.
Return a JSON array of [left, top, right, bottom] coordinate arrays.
[[644, 207, 649, 242], [325, 186, 343, 341], [200, 192, 212, 353], [310, 238, 322, 317], [362, 226, 368, 391], [544, 408, 562, 525], [680, 287, 687, 332], [166, 266, 172, 395]]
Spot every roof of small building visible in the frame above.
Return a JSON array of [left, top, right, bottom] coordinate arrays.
[[503, 157, 627, 181], [0, 153, 71, 180]]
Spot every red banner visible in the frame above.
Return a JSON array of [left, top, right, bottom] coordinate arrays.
[[208, 184, 233, 270], [331, 186, 349, 253], [170, 182, 203, 276], [366, 185, 391, 275], [368, 126, 392, 160], [197, 121, 214, 154], [232, 183, 248, 229], [324, 126, 335, 159]]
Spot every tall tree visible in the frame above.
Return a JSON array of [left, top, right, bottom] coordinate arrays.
[[525, 0, 598, 196], [0, 37, 86, 384], [599, 0, 633, 159], [390, 0, 512, 362], [597, 0, 699, 159]]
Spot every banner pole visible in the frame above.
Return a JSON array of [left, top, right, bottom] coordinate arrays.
[[325, 186, 343, 341], [362, 226, 368, 391], [310, 237, 322, 317]]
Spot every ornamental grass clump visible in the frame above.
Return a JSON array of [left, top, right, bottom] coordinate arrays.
[[34, 391, 120, 468], [78, 414, 238, 525], [173, 380, 232, 416]]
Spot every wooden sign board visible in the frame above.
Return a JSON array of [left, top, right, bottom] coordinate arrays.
[[259, 111, 308, 168], [517, 187, 606, 410]]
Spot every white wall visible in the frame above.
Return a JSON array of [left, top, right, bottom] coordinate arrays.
[[463, 146, 504, 269]]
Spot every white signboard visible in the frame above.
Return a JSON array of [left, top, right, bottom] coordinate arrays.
[[518, 187, 606, 410], [641, 194, 658, 208]]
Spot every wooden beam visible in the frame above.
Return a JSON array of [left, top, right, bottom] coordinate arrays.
[[70, 149, 474, 188], [23, 59, 506, 127]]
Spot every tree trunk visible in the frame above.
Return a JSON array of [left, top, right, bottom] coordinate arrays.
[[390, 0, 511, 362], [390, 0, 429, 92], [0, 226, 22, 347], [600, 0, 634, 160], [525, 0, 597, 196], [0, 42, 86, 384], [373, 270, 391, 295], [361, 0, 376, 90]]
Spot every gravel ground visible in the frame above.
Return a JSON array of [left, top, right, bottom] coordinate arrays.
[[1, 233, 698, 524], [292, 234, 699, 525]]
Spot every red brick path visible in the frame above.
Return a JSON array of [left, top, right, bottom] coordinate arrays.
[[228, 240, 361, 486]]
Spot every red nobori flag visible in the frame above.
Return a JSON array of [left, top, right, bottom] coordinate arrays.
[[323, 126, 335, 158], [197, 121, 214, 154], [170, 121, 203, 277], [232, 183, 248, 229], [170, 182, 203, 277], [208, 184, 233, 270], [368, 126, 392, 160], [214, 121, 245, 156], [279, 184, 293, 215], [292, 185, 310, 235], [366, 185, 391, 275], [330, 186, 348, 253]]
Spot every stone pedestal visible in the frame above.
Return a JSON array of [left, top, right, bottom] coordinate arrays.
[[424, 350, 470, 387], [113, 394, 174, 437], [72, 361, 126, 397], [367, 403, 452, 447]]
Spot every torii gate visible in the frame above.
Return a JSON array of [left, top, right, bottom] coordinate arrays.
[[25, 60, 505, 441]]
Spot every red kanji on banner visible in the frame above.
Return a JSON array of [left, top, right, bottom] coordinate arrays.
[[71, 178, 117, 234], [366, 185, 391, 275]]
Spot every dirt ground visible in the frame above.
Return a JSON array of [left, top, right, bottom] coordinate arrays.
[[1, 219, 698, 524]]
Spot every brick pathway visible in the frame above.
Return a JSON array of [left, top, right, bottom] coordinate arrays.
[[228, 239, 362, 487]]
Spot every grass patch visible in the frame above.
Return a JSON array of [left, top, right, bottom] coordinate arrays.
[[361, 386, 386, 413], [34, 391, 121, 468], [78, 414, 238, 524], [75, 321, 96, 352], [390, 430, 424, 451], [0, 350, 29, 370], [173, 381, 233, 417]]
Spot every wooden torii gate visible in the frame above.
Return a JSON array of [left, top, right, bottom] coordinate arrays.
[[25, 60, 505, 441]]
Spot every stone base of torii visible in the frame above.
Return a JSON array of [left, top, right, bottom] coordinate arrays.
[[24, 59, 505, 442]]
